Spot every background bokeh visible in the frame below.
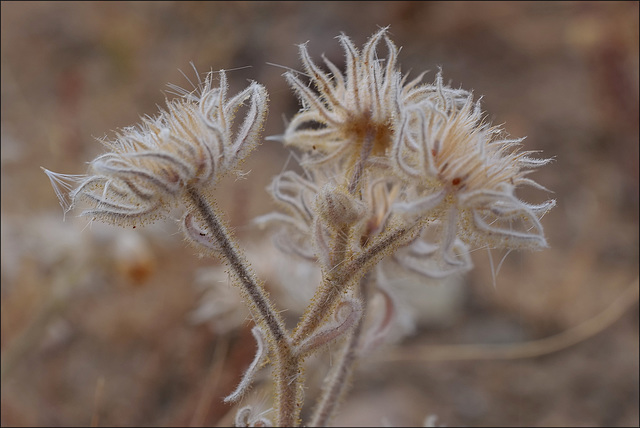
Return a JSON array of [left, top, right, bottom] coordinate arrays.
[[1, 1, 638, 426]]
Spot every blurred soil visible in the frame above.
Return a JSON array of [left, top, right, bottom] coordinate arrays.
[[1, 2, 638, 426]]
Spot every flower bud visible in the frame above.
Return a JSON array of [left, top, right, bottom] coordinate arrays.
[[316, 185, 366, 228]]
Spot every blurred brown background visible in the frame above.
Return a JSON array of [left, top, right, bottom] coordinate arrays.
[[1, 1, 638, 426]]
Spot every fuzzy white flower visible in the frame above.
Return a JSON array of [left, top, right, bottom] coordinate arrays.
[[281, 27, 464, 179], [393, 74, 555, 255], [43, 70, 268, 227]]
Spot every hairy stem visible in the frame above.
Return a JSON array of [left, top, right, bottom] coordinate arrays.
[[310, 275, 370, 427], [292, 274, 344, 345], [187, 187, 286, 342], [276, 348, 303, 427], [294, 223, 416, 345], [293, 128, 378, 345], [186, 188, 301, 426], [348, 127, 376, 194]]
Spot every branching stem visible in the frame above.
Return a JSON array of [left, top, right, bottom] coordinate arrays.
[[187, 187, 286, 342], [293, 128, 379, 345], [310, 275, 370, 427], [186, 187, 301, 426]]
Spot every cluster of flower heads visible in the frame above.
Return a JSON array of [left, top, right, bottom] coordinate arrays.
[[261, 27, 555, 281], [43, 27, 554, 285], [41, 29, 557, 425], [44, 70, 268, 230]]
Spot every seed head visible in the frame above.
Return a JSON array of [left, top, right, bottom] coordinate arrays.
[[282, 27, 406, 170], [393, 74, 555, 251], [43, 70, 268, 227]]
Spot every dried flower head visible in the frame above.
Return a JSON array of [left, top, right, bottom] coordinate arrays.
[[282, 27, 406, 171], [393, 74, 555, 252], [43, 70, 268, 227]]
